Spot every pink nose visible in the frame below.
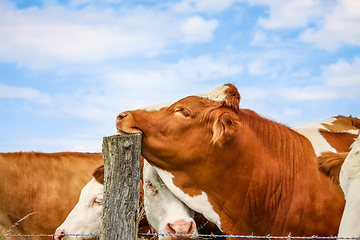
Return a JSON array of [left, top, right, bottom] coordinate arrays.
[[116, 112, 128, 124], [53, 229, 65, 240], [166, 220, 196, 239]]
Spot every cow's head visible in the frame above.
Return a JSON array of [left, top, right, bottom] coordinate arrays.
[[116, 84, 241, 167], [143, 160, 197, 239], [54, 163, 198, 240], [54, 176, 103, 240]]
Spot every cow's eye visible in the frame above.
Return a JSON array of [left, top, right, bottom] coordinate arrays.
[[145, 180, 157, 193], [176, 108, 190, 117], [146, 180, 154, 189], [92, 197, 103, 206]]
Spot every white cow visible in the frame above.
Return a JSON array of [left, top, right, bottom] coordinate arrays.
[[338, 134, 360, 238], [54, 160, 198, 240], [143, 160, 196, 238]]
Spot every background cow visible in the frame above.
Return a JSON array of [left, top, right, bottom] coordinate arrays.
[[292, 115, 359, 186], [54, 164, 155, 240], [55, 160, 222, 239], [0, 152, 103, 240], [338, 134, 360, 238], [116, 83, 346, 236], [292, 115, 359, 156]]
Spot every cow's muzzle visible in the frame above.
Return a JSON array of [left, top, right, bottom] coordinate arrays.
[[116, 112, 142, 134]]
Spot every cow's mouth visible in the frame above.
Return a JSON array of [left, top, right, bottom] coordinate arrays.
[[116, 129, 127, 135], [116, 127, 142, 135], [116, 124, 143, 135]]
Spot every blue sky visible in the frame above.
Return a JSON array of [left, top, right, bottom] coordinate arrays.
[[1, 0, 359, 153]]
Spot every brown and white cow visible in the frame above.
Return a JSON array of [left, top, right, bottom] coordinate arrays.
[[292, 116, 359, 186], [0, 152, 103, 240], [292, 116, 359, 156], [54, 164, 156, 240], [307, 136, 360, 238], [116, 84, 347, 236], [54, 160, 223, 239], [54, 161, 198, 240]]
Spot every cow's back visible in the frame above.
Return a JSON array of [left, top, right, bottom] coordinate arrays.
[[0, 152, 103, 239]]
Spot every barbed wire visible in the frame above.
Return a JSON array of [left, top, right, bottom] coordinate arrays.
[[0, 233, 100, 238], [1, 232, 360, 240]]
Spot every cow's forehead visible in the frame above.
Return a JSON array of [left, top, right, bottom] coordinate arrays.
[[140, 84, 229, 112], [81, 178, 104, 198]]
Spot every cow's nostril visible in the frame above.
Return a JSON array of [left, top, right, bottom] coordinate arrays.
[[166, 222, 176, 235], [117, 112, 128, 121], [116, 113, 129, 127], [188, 221, 196, 234], [54, 229, 65, 240]]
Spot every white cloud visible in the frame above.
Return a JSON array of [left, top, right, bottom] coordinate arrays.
[[0, 1, 220, 69], [236, 86, 272, 101], [0, 2, 176, 67], [281, 107, 303, 119], [252, 0, 324, 29], [59, 0, 124, 7], [247, 59, 282, 78], [173, 0, 235, 13], [244, 49, 301, 79], [5, 54, 242, 122], [300, 0, 360, 50], [322, 57, 360, 86], [280, 86, 339, 101], [250, 30, 268, 46], [248, 0, 360, 50], [136, 55, 239, 82], [0, 83, 53, 104], [180, 15, 218, 43], [102, 54, 242, 106], [175, 55, 242, 80]]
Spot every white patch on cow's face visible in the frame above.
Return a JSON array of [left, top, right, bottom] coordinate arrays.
[[143, 160, 198, 239], [152, 166, 222, 231], [338, 135, 360, 238], [55, 178, 103, 240], [141, 84, 230, 112], [292, 128, 337, 156]]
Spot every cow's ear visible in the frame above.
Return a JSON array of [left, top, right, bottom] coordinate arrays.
[[93, 165, 104, 184], [212, 112, 239, 146], [225, 84, 240, 113]]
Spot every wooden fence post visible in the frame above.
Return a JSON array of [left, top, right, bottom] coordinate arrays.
[[101, 134, 142, 240]]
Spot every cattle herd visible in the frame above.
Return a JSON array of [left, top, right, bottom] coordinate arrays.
[[1, 83, 360, 240]]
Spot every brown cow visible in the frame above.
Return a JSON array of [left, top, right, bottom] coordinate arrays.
[[0, 152, 103, 239], [116, 83, 346, 237]]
